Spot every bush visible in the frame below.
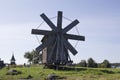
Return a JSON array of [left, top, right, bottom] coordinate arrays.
[[98, 60, 111, 68], [87, 58, 97, 68], [78, 60, 87, 67]]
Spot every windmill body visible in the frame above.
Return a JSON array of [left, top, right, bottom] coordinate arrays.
[[32, 11, 85, 65]]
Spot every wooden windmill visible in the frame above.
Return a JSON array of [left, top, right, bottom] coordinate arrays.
[[32, 11, 85, 65]]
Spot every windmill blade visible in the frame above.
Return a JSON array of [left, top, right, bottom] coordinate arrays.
[[63, 40, 73, 62], [63, 37, 78, 55], [36, 36, 55, 52], [60, 35, 68, 62], [40, 13, 57, 31], [60, 35, 64, 61], [48, 38, 57, 62], [57, 11, 62, 30], [63, 49, 68, 62], [65, 34, 85, 41], [62, 19, 79, 33], [32, 29, 54, 35], [56, 35, 61, 61], [64, 48, 70, 61]]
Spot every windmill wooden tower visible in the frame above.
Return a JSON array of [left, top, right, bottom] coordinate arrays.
[[32, 11, 85, 65]]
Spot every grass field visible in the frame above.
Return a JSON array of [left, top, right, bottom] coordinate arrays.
[[0, 65, 120, 80]]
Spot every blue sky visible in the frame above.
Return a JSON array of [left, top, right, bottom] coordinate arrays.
[[0, 0, 120, 64]]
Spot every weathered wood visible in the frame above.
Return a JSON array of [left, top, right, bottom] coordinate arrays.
[[47, 39, 57, 63], [65, 34, 85, 41], [40, 13, 57, 31], [32, 29, 54, 35], [62, 20, 79, 33], [63, 37, 77, 55], [31, 11, 85, 65], [56, 35, 61, 61], [36, 36, 55, 52], [57, 11, 62, 30]]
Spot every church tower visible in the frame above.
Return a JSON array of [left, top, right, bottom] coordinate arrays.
[[10, 54, 16, 65]]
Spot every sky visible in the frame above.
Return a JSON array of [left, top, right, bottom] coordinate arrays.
[[0, 0, 120, 64]]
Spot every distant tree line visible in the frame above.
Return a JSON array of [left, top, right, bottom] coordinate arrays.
[[76, 58, 111, 68], [24, 50, 112, 68]]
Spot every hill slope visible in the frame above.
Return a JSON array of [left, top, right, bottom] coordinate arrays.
[[0, 65, 120, 80]]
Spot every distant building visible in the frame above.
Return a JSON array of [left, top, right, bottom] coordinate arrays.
[[10, 54, 16, 65], [0, 58, 5, 68]]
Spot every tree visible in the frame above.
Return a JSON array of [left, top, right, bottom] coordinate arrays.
[[98, 60, 111, 68], [24, 51, 32, 63], [24, 50, 42, 64], [102, 60, 111, 68], [78, 60, 87, 67], [87, 58, 97, 68]]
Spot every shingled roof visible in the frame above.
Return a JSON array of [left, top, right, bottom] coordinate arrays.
[[11, 54, 16, 61]]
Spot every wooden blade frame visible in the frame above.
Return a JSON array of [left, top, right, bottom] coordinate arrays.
[[62, 20, 79, 33], [57, 11, 62, 30], [40, 13, 58, 31], [65, 34, 85, 41], [62, 37, 78, 55], [32, 29, 54, 35], [47, 38, 57, 63]]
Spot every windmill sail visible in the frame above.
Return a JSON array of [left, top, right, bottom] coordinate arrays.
[[32, 11, 85, 65]]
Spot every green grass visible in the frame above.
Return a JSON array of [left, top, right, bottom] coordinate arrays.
[[0, 65, 120, 80]]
